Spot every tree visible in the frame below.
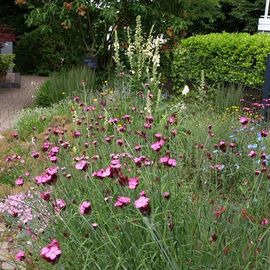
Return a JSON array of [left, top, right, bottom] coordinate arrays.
[[19, 0, 221, 58]]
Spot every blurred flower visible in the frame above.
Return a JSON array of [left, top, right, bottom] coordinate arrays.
[[40, 239, 61, 264], [114, 196, 131, 208], [79, 201, 92, 215], [182, 85, 190, 96], [15, 250, 25, 261]]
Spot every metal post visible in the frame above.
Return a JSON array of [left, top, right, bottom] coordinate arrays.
[[265, 0, 270, 17], [262, 54, 270, 121]]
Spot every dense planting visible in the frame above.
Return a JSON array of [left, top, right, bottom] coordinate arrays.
[[1, 83, 270, 269], [173, 33, 270, 91]]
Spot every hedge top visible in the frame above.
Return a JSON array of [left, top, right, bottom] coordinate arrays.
[[173, 32, 270, 90]]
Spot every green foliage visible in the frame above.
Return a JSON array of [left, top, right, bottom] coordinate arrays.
[[19, 0, 221, 70], [0, 54, 15, 76], [172, 33, 270, 92], [35, 66, 96, 107], [14, 28, 83, 75], [218, 0, 265, 33]]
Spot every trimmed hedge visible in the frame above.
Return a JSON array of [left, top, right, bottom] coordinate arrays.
[[172, 33, 270, 90]]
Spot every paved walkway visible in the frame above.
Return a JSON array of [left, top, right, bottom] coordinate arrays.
[[0, 75, 47, 133], [0, 75, 46, 269]]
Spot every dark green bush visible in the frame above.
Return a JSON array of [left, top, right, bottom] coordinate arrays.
[[35, 66, 96, 107], [172, 33, 270, 91], [14, 28, 83, 75]]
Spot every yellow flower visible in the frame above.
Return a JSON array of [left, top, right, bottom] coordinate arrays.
[[93, 98, 97, 102]]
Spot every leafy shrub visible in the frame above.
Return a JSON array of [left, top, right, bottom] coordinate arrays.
[[35, 66, 96, 107], [0, 54, 15, 76], [14, 28, 82, 75], [172, 33, 270, 91]]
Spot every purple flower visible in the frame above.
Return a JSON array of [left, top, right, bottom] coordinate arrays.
[[15, 176, 24, 186], [79, 201, 92, 215], [75, 160, 89, 171], [128, 177, 139, 190], [114, 196, 131, 208], [15, 250, 25, 261], [54, 199, 66, 213], [31, 151, 40, 159], [159, 156, 177, 167], [151, 139, 165, 151], [40, 239, 61, 264], [134, 195, 151, 215]]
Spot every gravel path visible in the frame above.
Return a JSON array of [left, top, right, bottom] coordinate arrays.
[[0, 75, 47, 133]]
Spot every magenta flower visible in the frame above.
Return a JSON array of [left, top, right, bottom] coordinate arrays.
[[239, 116, 249, 125], [162, 192, 170, 200], [35, 167, 58, 185], [134, 195, 151, 215], [15, 176, 24, 186], [108, 118, 119, 124], [50, 156, 58, 163], [151, 139, 165, 151], [79, 201, 92, 215], [128, 177, 139, 190], [40, 239, 61, 264], [159, 156, 177, 167], [135, 144, 142, 151], [72, 130, 81, 138], [92, 223, 98, 229], [92, 167, 111, 179], [261, 130, 268, 137], [40, 191, 51, 201], [218, 140, 227, 152], [15, 250, 25, 261], [168, 114, 176, 125], [31, 151, 40, 159], [114, 196, 131, 208], [248, 150, 256, 158], [261, 218, 269, 226], [75, 160, 89, 171], [54, 199, 66, 213]]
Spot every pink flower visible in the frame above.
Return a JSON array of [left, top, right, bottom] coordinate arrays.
[[114, 196, 131, 208], [15, 177, 24, 186], [75, 160, 89, 171], [261, 218, 269, 226], [218, 140, 227, 152], [92, 223, 98, 229], [79, 201, 92, 215], [162, 192, 170, 200], [35, 167, 58, 185], [261, 130, 268, 137], [54, 199, 66, 213], [15, 250, 25, 261], [128, 177, 139, 190], [239, 116, 249, 125], [151, 139, 165, 151], [135, 144, 142, 151], [134, 195, 151, 215], [248, 150, 256, 158], [40, 239, 61, 264], [31, 151, 40, 159], [92, 167, 111, 179], [72, 130, 81, 138], [168, 114, 176, 125], [50, 156, 58, 163], [159, 156, 177, 167], [40, 191, 51, 201]]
